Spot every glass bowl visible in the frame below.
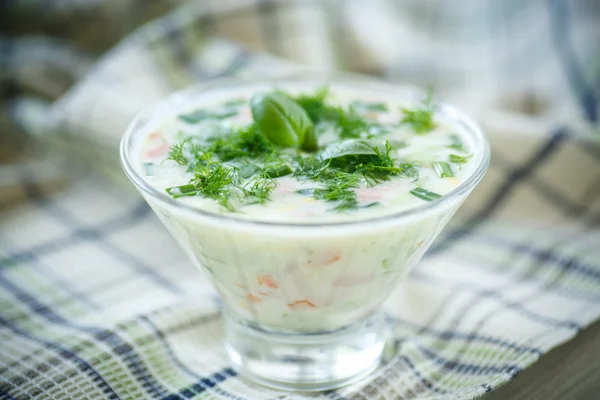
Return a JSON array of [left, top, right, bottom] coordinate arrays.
[[120, 74, 490, 391]]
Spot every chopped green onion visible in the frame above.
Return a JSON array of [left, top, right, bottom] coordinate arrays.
[[237, 163, 261, 179], [144, 162, 156, 176], [351, 101, 388, 112], [448, 135, 468, 153], [263, 164, 293, 179], [432, 161, 455, 178], [296, 188, 316, 196], [401, 92, 436, 134], [166, 184, 198, 198], [410, 187, 442, 202], [361, 202, 381, 208], [449, 154, 472, 164], [179, 109, 237, 124], [223, 99, 247, 108]]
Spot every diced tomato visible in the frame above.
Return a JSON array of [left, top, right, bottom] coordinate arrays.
[[288, 299, 316, 308], [145, 143, 169, 158], [356, 186, 390, 202], [247, 294, 261, 302], [257, 274, 278, 289], [322, 252, 341, 265], [275, 185, 293, 194]]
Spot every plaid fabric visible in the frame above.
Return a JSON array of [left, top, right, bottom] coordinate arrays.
[[1, 1, 600, 399]]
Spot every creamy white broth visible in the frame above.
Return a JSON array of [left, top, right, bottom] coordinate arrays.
[[126, 81, 486, 332], [134, 86, 476, 223]]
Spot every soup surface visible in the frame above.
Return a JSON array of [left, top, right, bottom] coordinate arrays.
[[135, 85, 476, 223]]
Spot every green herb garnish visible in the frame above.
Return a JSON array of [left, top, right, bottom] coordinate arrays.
[[179, 109, 238, 124], [241, 175, 277, 205], [188, 155, 239, 211], [320, 139, 389, 160], [337, 106, 370, 139], [223, 99, 247, 108], [144, 162, 157, 176], [312, 140, 416, 186], [261, 153, 293, 179], [401, 92, 436, 134], [448, 134, 468, 153], [410, 187, 442, 202], [205, 124, 274, 161], [166, 184, 198, 198], [166, 139, 190, 166], [293, 87, 340, 123], [351, 101, 388, 112], [432, 161, 454, 178], [361, 202, 381, 208], [291, 89, 387, 139], [297, 172, 360, 212], [250, 92, 317, 152], [449, 153, 472, 165]]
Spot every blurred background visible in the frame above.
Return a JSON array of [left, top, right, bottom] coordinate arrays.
[[1, 0, 598, 171]]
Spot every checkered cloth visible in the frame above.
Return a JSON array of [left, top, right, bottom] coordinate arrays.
[[1, 1, 600, 399]]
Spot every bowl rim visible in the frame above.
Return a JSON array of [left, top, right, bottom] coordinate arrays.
[[120, 73, 490, 229]]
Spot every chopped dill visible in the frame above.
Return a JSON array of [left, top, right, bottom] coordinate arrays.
[[241, 175, 277, 205], [293, 87, 339, 123], [337, 106, 370, 139], [291, 88, 385, 139], [296, 172, 360, 211], [205, 124, 275, 161], [165, 139, 190, 166], [401, 91, 436, 134]]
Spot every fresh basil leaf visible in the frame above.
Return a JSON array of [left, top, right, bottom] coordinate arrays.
[[302, 124, 318, 152], [250, 92, 316, 151], [319, 139, 388, 160]]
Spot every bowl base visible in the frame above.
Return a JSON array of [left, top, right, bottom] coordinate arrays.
[[223, 310, 389, 391]]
